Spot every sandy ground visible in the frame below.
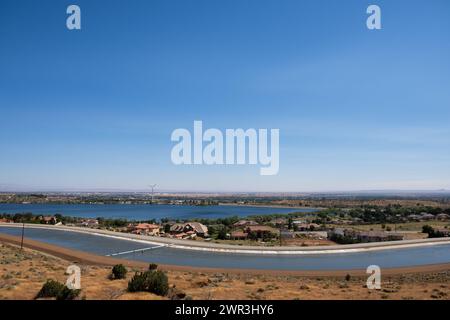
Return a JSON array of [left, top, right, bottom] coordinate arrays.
[[0, 238, 449, 300]]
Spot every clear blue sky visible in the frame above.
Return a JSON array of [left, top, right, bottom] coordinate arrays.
[[1, 0, 449, 192]]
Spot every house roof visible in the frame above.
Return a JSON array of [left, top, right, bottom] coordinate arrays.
[[233, 220, 258, 227], [135, 223, 160, 230], [231, 231, 247, 237], [246, 225, 277, 232], [357, 231, 403, 238], [187, 222, 208, 234], [170, 223, 185, 232]]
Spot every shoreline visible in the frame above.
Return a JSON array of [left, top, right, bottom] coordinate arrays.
[[1, 223, 450, 255], [1, 232, 450, 277], [218, 202, 322, 210]]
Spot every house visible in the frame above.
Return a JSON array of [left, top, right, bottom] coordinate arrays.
[[328, 228, 404, 242], [173, 232, 188, 239], [435, 228, 450, 237], [269, 218, 287, 227], [80, 219, 99, 227], [186, 222, 208, 237], [407, 214, 422, 221], [172, 231, 197, 240], [233, 220, 258, 228], [245, 225, 278, 239], [294, 223, 321, 231], [294, 231, 328, 240], [130, 223, 161, 236], [0, 218, 13, 223], [329, 228, 346, 237], [420, 213, 435, 220], [230, 230, 248, 240], [170, 222, 208, 238], [40, 216, 57, 225], [170, 223, 185, 233], [357, 231, 404, 242], [436, 213, 449, 221]]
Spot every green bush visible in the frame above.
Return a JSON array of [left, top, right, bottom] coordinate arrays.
[[112, 264, 128, 279], [147, 270, 169, 296], [148, 263, 158, 271], [56, 286, 81, 300], [127, 270, 169, 296], [128, 272, 148, 292], [36, 279, 81, 300], [36, 280, 65, 299]]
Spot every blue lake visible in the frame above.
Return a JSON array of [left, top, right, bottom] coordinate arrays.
[[0, 203, 316, 221]]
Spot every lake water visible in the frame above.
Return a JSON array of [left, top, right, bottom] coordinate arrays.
[[1, 226, 450, 270], [0, 203, 316, 220]]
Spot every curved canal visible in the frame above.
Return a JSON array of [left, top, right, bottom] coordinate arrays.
[[1, 226, 450, 270]]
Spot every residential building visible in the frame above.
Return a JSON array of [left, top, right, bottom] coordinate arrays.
[[130, 223, 161, 236], [170, 222, 208, 237]]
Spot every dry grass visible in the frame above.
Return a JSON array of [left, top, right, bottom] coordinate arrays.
[[0, 243, 449, 300]]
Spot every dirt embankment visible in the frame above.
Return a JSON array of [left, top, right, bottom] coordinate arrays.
[[0, 234, 450, 300]]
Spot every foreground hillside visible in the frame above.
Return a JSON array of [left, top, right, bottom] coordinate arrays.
[[0, 243, 449, 300]]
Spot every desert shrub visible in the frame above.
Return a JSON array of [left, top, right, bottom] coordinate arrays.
[[147, 270, 169, 296], [56, 286, 81, 300], [148, 263, 158, 271], [36, 280, 65, 299], [36, 279, 80, 300], [128, 272, 148, 292], [111, 264, 127, 279], [345, 274, 351, 281], [127, 270, 169, 296]]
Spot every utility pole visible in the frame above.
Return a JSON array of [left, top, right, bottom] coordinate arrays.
[[20, 222, 25, 250], [279, 226, 282, 246]]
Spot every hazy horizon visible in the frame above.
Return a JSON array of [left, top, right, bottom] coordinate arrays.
[[0, 185, 449, 195]]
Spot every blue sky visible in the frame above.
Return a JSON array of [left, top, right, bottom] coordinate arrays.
[[1, 0, 450, 192]]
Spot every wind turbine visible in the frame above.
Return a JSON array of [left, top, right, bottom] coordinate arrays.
[[148, 184, 157, 204]]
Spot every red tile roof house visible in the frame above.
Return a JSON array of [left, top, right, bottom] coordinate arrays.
[[230, 230, 248, 240], [129, 223, 161, 236], [0, 218, 14, 223]]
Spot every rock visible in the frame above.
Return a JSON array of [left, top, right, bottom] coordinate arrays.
[[168, 287, 187, 300]]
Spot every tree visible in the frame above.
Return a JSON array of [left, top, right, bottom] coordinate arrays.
[[217, 227, 228, 240], [164, 224, 171, 233], [288, 218, 293, 230]]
